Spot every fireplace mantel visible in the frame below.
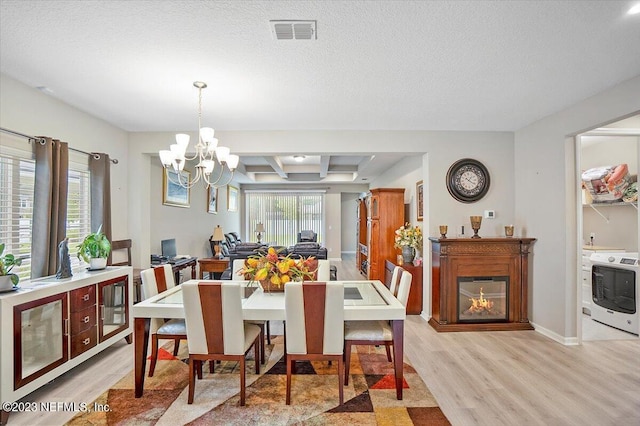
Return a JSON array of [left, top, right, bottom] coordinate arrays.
[[429, 237, 536, 332]]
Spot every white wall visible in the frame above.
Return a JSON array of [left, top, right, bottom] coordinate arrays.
[[0, 74, 130, 240], [340, 193, 360, 255], [515, 75, 640, 342], [581, 136, 638, 251]]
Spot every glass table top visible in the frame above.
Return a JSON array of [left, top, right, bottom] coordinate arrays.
[[154, 281, 388, 306]]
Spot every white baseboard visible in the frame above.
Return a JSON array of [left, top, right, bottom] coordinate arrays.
[[530, 321, 579, 346], [341, 251, 356, 255]]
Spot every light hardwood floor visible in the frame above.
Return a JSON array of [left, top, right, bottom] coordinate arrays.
[[8, 255, 640, 426]]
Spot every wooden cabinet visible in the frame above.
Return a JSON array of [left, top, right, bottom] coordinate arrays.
[[365, 188, 405, 281], [384, 260, 423, 314], [1, 267, 133, 420], [13, 293, 68, 390], [356, 198, 368, 275]]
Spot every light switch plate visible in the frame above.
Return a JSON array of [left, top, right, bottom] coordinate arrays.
[[484, 210, 495, 219]]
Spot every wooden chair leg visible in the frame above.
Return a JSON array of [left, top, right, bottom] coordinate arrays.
[[210, 360, 215, 373], [338, 357, 344, 405], [259, 324, 265, 364], [188, 358, 195, 404], [254, 336, 261, 374], [266, 320, 271, 345], [286, 356, 293, 405], [239, 358, 246, 406], [385, 342, 392, 362], [173, 338, 180, 356], [344, 341, 352, 385], [149, 333, 159, 377], [197, 360, 203, 379]]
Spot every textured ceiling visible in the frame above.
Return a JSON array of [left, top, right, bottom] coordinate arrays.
[[2, 0, 639, 134], [1, 1, 639, 185]]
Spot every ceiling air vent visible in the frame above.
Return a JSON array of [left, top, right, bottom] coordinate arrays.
[[270, 20, 316, 40]]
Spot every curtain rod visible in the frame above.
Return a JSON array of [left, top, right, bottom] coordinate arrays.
[[0, 127, 119, 164]]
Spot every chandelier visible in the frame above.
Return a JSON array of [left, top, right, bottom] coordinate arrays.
[[158, 81, 239, 189]]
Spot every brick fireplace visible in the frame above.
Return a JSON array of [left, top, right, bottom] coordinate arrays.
[[429, 237, 536, 332]]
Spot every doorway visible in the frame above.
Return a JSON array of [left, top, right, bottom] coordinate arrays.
[[576, 114, 640, 342]]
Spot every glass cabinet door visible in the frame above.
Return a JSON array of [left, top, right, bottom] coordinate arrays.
[[14, 293, 68, 389], [98, 275, 129, 342]]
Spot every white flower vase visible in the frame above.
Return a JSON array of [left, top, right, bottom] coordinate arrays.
[[401, 246, 415, 264]]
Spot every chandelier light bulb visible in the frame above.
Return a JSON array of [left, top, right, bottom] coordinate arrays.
[[175, 133, 190, 146], [206, 138, 219, 153], [202, 160, 215, 175], [227, 154, 240, 170], [200, 127, 215, 143], [159, 150, 175, 166], [216, 146, 230, 163]]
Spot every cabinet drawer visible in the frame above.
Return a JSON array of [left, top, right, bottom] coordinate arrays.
[[70, 285, 96, 311], [70, 305, 97, 335], [70, 326, 97, 359]]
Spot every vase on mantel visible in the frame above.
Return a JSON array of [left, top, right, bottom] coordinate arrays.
[[401, 246, 415, 264]]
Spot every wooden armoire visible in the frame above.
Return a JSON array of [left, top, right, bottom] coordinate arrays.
[[359, 188, 405, 281]]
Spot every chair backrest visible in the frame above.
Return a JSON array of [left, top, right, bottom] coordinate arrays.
[[285, 281, 344, 355], [316, 259, 331, 281], [297, 230, 317, 242], [396, 270, 413, 307], [110, 239, 132, 266], [231, 258, 248, 281], [182, 281, 246, 355], [388, 266, 403, 297], [140, 264, 175, 300]]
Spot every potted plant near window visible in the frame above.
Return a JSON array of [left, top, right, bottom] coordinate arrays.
[[0, 243, 22, 291], [77, 226, 111, 270]]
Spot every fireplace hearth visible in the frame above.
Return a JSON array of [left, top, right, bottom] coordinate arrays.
[[429, 237, 535, 332]]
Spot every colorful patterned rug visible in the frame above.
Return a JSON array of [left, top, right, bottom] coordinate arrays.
[[67, 336, 449, 425]]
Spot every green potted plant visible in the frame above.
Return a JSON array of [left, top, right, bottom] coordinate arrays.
[[0, 243, 22, 291], [77, 226, 111, 270]]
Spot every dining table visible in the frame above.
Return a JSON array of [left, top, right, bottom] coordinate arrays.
[[132, 280, 407, 400]]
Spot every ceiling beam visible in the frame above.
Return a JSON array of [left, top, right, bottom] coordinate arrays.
[[319, 155, 330, 178], [265, 156, 288, 178]]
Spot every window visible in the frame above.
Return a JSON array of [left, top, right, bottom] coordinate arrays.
[[0, 135, 35, 281], [66, 152, 91, 270], [0, 135, 92, 280], [246, 191, 324, 247]]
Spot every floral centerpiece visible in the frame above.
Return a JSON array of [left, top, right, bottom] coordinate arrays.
[[394, 223, 423, 263], [238, 247, 317, 292]]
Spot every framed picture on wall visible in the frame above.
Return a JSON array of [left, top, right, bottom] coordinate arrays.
[[227, 185, 239, 212], [207, 187, 218, 214], [162, 169, 190, 208], [416, 180, 424, 221]]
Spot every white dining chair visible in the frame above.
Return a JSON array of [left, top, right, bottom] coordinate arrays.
[[343, 269, 412, 386], [140, 264, 187, 377], [182, 281, 261, 405], [285, 281, 344, 405], [388, 265, 403, 297]]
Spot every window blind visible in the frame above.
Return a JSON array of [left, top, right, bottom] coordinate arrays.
[[0, 136, 35, 280], [66, 151, 91, 270], [246, 192, 324, 247]]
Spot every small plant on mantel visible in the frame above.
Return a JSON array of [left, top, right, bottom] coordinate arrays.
[[0, 243, 22, 289]]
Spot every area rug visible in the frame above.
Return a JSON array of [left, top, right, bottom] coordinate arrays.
[[67, 336, 450, 425]]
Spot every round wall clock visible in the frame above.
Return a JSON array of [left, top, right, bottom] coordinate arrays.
[[446, 158, 490, 203]]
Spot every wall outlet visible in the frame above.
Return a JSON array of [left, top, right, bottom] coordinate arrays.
[[484, 210, 495, 219]]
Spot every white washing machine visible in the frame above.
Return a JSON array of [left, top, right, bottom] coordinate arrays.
[[590, 252, 639, 335]]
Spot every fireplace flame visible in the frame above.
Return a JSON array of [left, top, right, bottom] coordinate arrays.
[[465, 287, 495, 314]]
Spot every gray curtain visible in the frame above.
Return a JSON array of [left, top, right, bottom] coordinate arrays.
[[31, 138, 69, 278], [90, 153, 112, 261]]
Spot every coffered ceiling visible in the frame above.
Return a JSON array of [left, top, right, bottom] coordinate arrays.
[[1, 1, 640, 184]]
